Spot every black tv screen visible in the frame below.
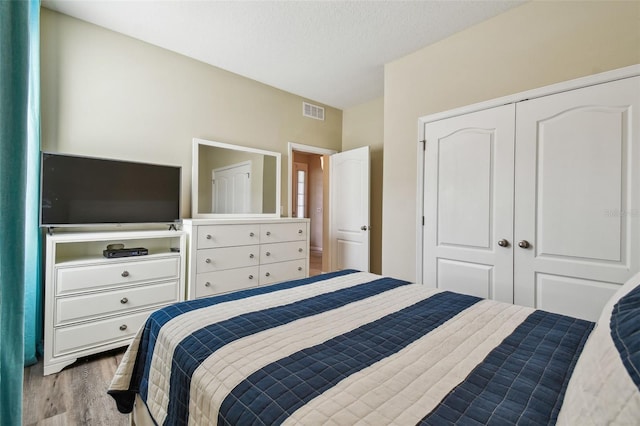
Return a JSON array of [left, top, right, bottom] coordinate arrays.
[[40, 152, 181, 226]]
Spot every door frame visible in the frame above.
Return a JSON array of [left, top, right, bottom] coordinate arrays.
[[416, 64, 640, 286], [287, 142, 338, 270]]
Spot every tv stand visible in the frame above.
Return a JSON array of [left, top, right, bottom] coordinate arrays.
[[43, 229, 186, 375]]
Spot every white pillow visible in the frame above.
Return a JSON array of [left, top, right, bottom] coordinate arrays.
[[557, 271, 640, 425]]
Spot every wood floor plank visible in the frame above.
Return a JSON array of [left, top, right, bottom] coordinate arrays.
[[23, 348, 129, 426]]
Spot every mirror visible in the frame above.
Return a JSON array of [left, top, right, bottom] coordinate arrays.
[[192, 138, 281, 218]]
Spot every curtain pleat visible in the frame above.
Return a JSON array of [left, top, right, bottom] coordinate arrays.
[[0, 0, 41, 424], [24, 0, 42, 367]]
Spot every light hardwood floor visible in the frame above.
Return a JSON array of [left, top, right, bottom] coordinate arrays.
[[23, 259, 325, 425], [309, 250, 322, 276], [23, 348, 129, 426]]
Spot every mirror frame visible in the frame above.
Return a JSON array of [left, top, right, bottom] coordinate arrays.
[[191, 138, 282, 218]]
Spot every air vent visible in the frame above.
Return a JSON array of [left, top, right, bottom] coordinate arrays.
[[303, 102, 325, 121]]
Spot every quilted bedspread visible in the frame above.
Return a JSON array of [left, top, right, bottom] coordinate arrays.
[[108, 270, 593, 425]]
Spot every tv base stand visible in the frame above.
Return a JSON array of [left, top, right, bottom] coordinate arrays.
[[43, 229, 186, 375]]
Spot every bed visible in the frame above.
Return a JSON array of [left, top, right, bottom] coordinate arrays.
[[108, 269, 640, 425]]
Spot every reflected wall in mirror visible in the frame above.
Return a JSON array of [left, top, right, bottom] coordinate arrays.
[[192, 138, 281, 218]]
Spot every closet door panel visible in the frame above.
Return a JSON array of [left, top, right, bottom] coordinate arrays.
[[437, 259, 493, 299], [423, 104, 515, 303], [514, 76, 640, 320], [535, 274, 621, 321], [536, 107, 623, 261], [437, 132, 492, 248]]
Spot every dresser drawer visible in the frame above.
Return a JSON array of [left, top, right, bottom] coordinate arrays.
[[261, 241, 307, 264], [260, 259, 307, 286], [195, 267, 260, 298], [55, 281, 179, 326], [56, 257, 180, 295], [196, 245, 260, 273], [197, 224, 260, 249], [260, 222, 307, 243], [53, 309, 153, 356]]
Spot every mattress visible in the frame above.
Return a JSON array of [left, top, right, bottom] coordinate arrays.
[[108, 270, 596, 425]]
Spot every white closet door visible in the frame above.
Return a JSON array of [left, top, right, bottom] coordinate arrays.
[[514, 76, 640, 320], [423, 104, 515, 302]]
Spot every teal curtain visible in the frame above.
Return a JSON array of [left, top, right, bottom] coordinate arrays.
[[0, 0, 41, 424], [23, 0, 42, 367]]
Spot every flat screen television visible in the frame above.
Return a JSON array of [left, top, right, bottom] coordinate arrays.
[[40, 152, 181, 227]]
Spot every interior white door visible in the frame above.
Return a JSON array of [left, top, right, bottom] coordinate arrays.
[[212, 161, 251, 214], [330, 146, 370, 271], [514, 76, 640, 320], [423, 104, 515, 302]]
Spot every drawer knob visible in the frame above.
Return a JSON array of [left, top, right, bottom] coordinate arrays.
[[248, 275, 254, 280], [119, 324, 127, 331], [205, 258, 212, 264], [204, 282, 211, 287], [266, 252, 271, 256], [298, 229, 303, 234], [298, 248, 303, 253], [298, 266, 303, 271], [120, 297, 128, 304], [265, 272, 270, 277], [249, 253, 254, 259], [206, 234, 212, 240], [249, 232, 255, 237], [266, 231, 271, 236], [121, 271, 130, 278]]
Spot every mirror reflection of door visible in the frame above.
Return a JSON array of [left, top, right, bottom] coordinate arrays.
[[212, 161, 252, 213], [292, 162, 309, 218]]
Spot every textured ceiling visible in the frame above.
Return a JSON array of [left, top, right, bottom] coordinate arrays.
[[42, 0, 525, 109]]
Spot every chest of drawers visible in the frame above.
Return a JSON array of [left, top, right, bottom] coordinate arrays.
[[43, 230, 186, 375], [183, 219, 310, 299]]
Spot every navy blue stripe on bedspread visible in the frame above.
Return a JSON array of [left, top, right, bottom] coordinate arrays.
[[164, 276, 412, 425], [218, 291, 482, 426], [419, 310, 594, 426]]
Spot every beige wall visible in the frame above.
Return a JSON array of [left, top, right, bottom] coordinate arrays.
[[40, 8, 342, 219], [383, 1, 640, 281], [342, 97, 384, 274]]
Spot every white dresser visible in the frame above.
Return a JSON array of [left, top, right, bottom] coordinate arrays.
[[43, 229, 186, 375], [183, 218, 310, 299]]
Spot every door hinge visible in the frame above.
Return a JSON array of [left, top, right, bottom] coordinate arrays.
[[420, 140, 426, 151], [422, 216, 425, 226]]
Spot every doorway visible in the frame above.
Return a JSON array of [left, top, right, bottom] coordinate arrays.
[[288, 143, 336, 275]]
